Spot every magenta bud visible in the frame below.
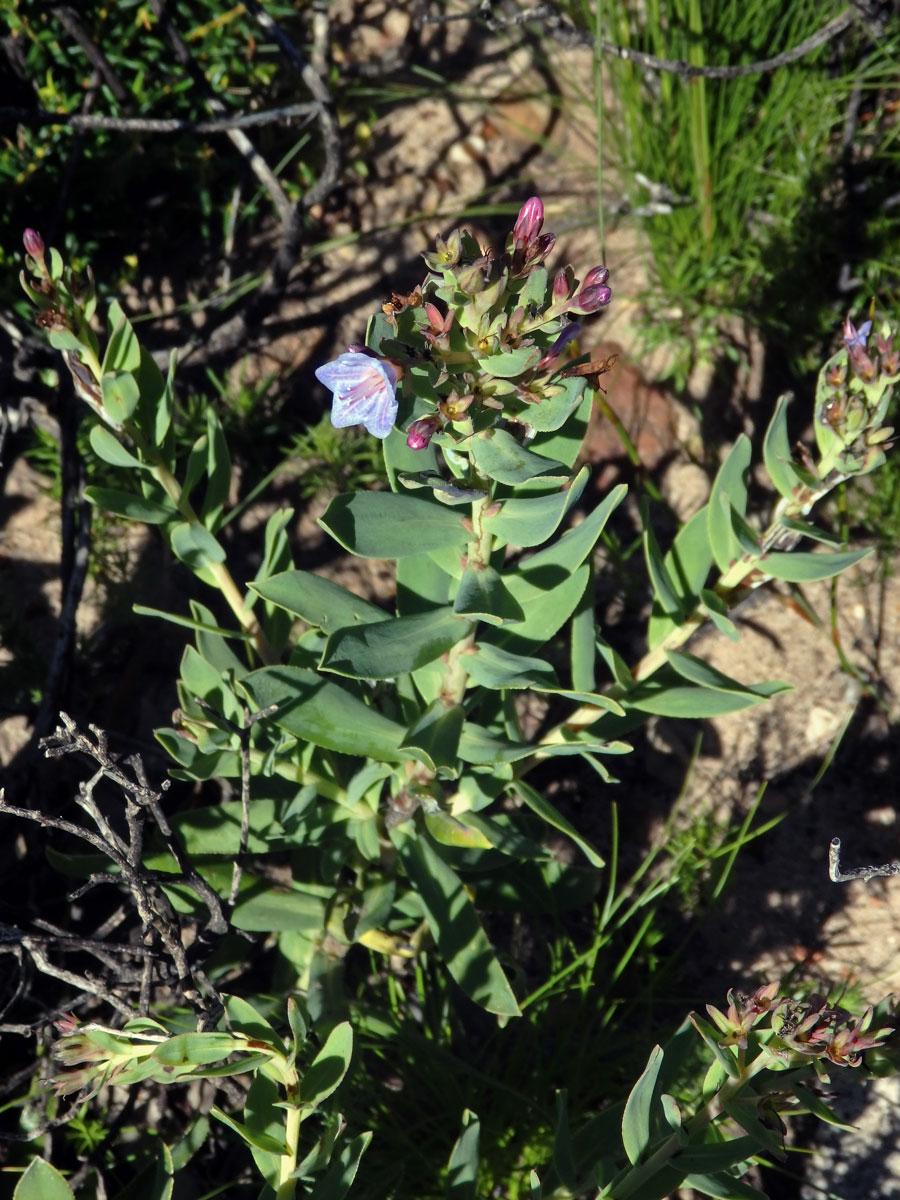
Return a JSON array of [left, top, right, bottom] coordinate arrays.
[[581, 265, 610, 289], [527, 232, 556, 265], [406, 415, 441, 450], [513, 196, 544, 248], [552, 268, 572, 302], [569, 283, 612, 314], [23, 228, 45, 260]]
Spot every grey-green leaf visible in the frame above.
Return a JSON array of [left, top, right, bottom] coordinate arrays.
[[622, 1045, 664, 1165]]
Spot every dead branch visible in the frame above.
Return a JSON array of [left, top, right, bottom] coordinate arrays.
[[0, 102, 320, 134]]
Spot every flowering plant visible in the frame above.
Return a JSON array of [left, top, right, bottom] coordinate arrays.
[[15, 202, 900, 1196]]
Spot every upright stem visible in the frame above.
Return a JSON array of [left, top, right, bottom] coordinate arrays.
[[127, 424, 278, 665]]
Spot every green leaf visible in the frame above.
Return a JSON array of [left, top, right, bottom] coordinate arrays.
[[708, 436, 751, 571], [524, 375, 588, 432], [665, 651, 785, 696], [103, 300, 142, 372], [512, 780, 604, 868], [85, 486, 175, 524], [453, 565, 525, 624], [491, 563, 588, 652], [100, 369, 141, 425], [321, 608, 466, 678], [627, 677, 790, 718], [402, 702, 464, 773], [202, 407, 232, 529], [647, 508, 713, 649], [761, 547, 871, 582], [251, 569, 387, 632], [210, 1104, 288, 1156], [320, 492, 469, 558], [467, 643, 558, 690], [700, 590, 739, 640], [674, 1137, 761, 1172], [762, 393, 802, 501], [622, 1045, 664, 1164], [483, 466, 589, 548], [232, 887, 326, 933], [683, 1170, 768, 1199], [477, 344, 542, 378], [224, 994, 280, 1043], [398, 471, 485, 505], [425, 811, 494, 850], [447, 1110, 480, 1200], [529, 391, 593, 469], [170, 521, 226, 569], [240, 666, 413, 763], [50, 329, 90, 357], [470, 429, 570, 485], [643, 507, 683, 617], [14, 1158, 76, 1200], [136, 345, 174, 444], [89, 423, 144, 469], [390, 827, 520, 1017], [300, 1021, 353, 1107], [553, 1091, 577, 1192], [305, 1132, 373, 1200]]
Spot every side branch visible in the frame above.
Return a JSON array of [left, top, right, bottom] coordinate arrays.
[[0, 103, 320, 134], [425, 3, 856, 81], [829, 837, 900, 884]]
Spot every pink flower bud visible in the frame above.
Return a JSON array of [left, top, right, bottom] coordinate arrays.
[[513, 196, 544, 248], [581, 265, 610, 289], [552, 268, 573, 303], [406, 415, 441, 450], [23, 228, 45, 260], [569, 283, 612, 314]]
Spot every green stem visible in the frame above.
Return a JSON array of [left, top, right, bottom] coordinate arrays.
[[127, 423, 278, 665]]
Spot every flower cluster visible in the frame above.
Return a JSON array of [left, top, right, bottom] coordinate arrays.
[[313, 197, 611, 448], [815, 312, 899, 478], [706, 983, 893, 1069]]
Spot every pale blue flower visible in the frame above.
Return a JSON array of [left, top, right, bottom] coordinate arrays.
[[315, 351, 399, 439]]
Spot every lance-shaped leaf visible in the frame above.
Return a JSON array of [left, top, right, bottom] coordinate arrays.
[[470, 428, 570, 486], [454, 565, 525, 624], [85, 486, 175, 524], [524, 375, 588, 433], [240, 666, 416, 763], [483, 466, 589, 548], [305, 1132, 373, 1200], [760, 546, 871, 582], [321, 607, 466, 678], [89, 424, 145, 469], [300, 1021, 353, 1107], [398, 471, 486, 505], [648, 508, 714, 648], [252, 570, 388, 632], [320, 492, 470, 558], [401, 701, 464, 773], [447, 1110, 481, 1200], [512, 781, 604, 868], [101, 369, 141, 426], [477, 344, 542, 378], [682, 1170, 768, 1199], [14, 1158, 76, 1200], [763, 394, 804, 500], [622, 1045, 664, 1164], [103, 300, 142, 372], [170, 521, 226, 569], [708, 435, 751, 571], [390, 826, 520, 1017]]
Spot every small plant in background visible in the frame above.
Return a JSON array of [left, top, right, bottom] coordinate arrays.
[[8, 201, 900, 1195]]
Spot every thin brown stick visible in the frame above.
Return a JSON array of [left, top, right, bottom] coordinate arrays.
[[0, 102, 319, 134], [425, 3, 857, 80]]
